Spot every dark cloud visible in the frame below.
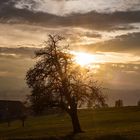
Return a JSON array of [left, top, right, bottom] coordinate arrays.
[[0, 1, 140, 31], [0, 0, 16, 13], [66, 11, 140, 30], [0, 0, 14, 6], [83, 32, 140, 54], [0, 47, 37, 58], [13, 0, 140, 16]]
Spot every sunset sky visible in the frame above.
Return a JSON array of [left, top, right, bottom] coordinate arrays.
[[0, 0, 140, 106]]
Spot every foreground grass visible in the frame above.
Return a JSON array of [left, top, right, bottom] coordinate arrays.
[[0, 106, 140, 140]]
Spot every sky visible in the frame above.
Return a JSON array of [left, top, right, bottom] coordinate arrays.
[[0, 0, 140, 106]]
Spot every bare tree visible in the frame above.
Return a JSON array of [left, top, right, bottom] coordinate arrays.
[[26, 35, 105, 133]]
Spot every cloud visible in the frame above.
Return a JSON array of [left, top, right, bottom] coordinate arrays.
[[0, 53, 20, 59], [0, 0, 140, 104], [83, 32, 140, 55], [0, 1, 140, 31], [0, 23, 50, 47], [93, 63, 140, 90], [14, 0, 140, 16], [0, 47, 37, 59]]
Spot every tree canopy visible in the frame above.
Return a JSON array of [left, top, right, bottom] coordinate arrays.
[[26, 35, 105, 133]]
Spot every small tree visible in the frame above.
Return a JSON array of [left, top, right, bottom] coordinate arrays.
[[137, 100, 140, 106], [26, 35, 105, 133], [19, 113, 27, 127], [6, 107, 11, 127], [115, 99, 123, 107]]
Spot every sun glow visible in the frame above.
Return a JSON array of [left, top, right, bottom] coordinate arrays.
[[72, 51, 97, 66]]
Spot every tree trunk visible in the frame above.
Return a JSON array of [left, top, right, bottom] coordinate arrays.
[[22, 120, 25, 127], [70, 109, 82, 133], [8, 121, 10, 127]]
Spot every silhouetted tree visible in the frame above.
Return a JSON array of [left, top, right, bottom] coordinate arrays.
[[6, 116, 11, 127], [115, 99, 123, 107], [102, 103, 108, 108], [6, 107, 11, 127], [137, 100, 140, 106], [26, 35, 105, 133], [19, 113, 27, 127]]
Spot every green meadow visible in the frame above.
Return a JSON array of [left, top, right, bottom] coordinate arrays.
[[0, 106, 140, 140]]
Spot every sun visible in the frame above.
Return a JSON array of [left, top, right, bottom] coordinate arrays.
[[71, 51, 96, 66]]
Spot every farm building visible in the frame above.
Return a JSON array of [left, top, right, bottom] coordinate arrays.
[[0, 100, 25, 121]]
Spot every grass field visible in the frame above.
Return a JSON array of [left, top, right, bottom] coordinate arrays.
[[0, 106, 140, 140]]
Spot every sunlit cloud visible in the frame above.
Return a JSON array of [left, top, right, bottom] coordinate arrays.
[[72, 51, 140, 64], [0, 71, 9, 77], [1, 23, 140, 51], [71, 51, 97, 66]]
